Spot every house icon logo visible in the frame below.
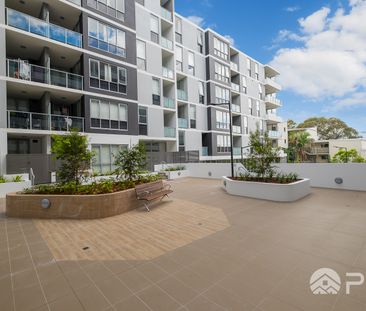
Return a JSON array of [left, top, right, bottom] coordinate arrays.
[[310, 268, 341, 295]]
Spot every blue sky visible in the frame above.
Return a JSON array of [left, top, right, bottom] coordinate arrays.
[[175, 0, 366, 135]]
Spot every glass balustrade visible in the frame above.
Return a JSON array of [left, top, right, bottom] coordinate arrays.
[[163, 97, 175, 109], [164, 127, 176, 138], [161, 37, 173, 50], [178, 118, 188, 129], [177, 89, 188, 101], [162, 67, 174, 79], [161, 7, 173, 21], [202, 147, 209, 156]]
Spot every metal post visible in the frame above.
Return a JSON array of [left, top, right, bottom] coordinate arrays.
[[228, 102, 234, 178]]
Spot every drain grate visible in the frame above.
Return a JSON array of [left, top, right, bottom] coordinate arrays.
[[82, 247, 90, 250]]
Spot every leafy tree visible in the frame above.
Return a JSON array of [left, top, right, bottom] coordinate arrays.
[[51, 130, 94, 184], [298, 117, 359, 140], [242, 130, 280, 179], [114, 143, 147, 181], [287, 119, 297, 129], [332, 149, 366, 163], [287, 131, 312, 162]]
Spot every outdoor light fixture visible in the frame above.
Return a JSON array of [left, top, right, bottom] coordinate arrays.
[[41, 199, 51, 209], [335, 178, 343, 185]]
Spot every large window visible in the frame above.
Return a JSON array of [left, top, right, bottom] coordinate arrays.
[[150, 15, 159, 43], [214, 37, 229, 60], [256, 100, 260, 117], [255, 63, 259, 80], [188, 51, 195, 75], [89, 59, 127, 94], [217, 135, 231, 153], [175, 17, 182, 43], [215, 86, 230, 104], [247, 58, 251, 77], [243, 116, 249, 134], [198, 81, 205, 104], [190, 104, 197, 129], [90, 99, 128, 130], [216, 110, 230, 130], [248, 98, 253, 115], [87, 0, 125, 20], [176, 46, 183, 71], [88, 17, 126, 57], [138, 107, 147, 135], [197, 30, 204, 54], [242, 76, 247, 94], [258, 84, 263, 100], [92, 144, 127, 174], [214, 62, 230, 83], [152, 78, 160, 105], [137, 40, 146, 70]]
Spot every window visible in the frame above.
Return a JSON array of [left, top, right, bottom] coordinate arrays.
[[90, 99, 128, 130], [258, 84, 263, 100], [88, 18, 126, 57], [214, 37, 229, 60], [217, 135, 231, 153], [175, 17, 182, 43], [242, 76, 247, 94], [248, 98, 253, 115], [256, 100, 260, 117], [138, 107, 147, 135], [190, 104, 197, 129], [255, 63, 259, 80], [178, 131, 185, 151], [214, 62, 230, 83], [247, 58, 251, 77], [197, 31, 204, 54], [216, 110, 230, 130], [176, 46, 183, 71], [188, 51, 195, 75], [137, 40, 146, 70], [87, 0, 125, 20], [198, 81, 205, 104], [89, 59, 127, 94], [243, 116, 248, 134], [259, 120, 264, 135], [152, 78, 160, 105], [150, 15, 159, 44], [92, 144, 127, 174], [215, 86, 230, 104]]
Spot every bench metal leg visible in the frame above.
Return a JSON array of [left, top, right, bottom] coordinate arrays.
[[143, 202, 151, 212]]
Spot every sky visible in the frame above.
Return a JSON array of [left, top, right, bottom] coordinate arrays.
[[174, 0, 366, 135]]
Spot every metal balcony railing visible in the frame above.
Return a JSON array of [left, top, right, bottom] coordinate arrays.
[[7, 110, 84, 132], [265, 95, 282, 107], [231, 82, 240, 92], [232, 125, 241, 134], [164, 127, 176, 138], [6, 8, 82, 48], [7, 59, 83, 90], [232, 104, 241, 113], [268, 130, 281, 139], [163, 97, 175, 109]]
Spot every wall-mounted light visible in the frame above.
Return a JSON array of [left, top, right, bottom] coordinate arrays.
[[335, 177, 343, 185], [41, 199, 51, 209]]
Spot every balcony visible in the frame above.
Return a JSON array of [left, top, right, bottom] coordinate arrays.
[[7, 59, 83, 90], [264, 64, 280, 78], [162, 67, 174, 79], [230, 62, 238, 72], [66, 0, 81, 5], [161, 37, 173, 50], [231, 82, 240, 93], [233, 147, 242, 156], [163, 97, 175, 109], [177, 89, 188, 101], [264, 78, 282, 94], [268, 130, 281, 139], [266, 113, 283, 124], [265, 95, 282, 109], [164, 127, 176, 138], [306, 147, 330, 155], [161, 7, 173, 21], [7, 111, 84, 132], [178, 118, 188, 129], [232, 125, 241, 134], [202, 147, 209, 156], [6, 8, 82, 48]]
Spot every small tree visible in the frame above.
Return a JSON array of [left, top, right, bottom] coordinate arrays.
[[114, 143, 147, 181], [52, 130, 94, 184], [332, 149, 365, 163], [242, 130, 281, 179]]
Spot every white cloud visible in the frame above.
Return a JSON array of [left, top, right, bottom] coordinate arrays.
[[285, 6, 300, 12], [270, 1, 366, 106], [224, 35, 235, 46], [186, 15, 205, 28], [330, 92, 366, 111]]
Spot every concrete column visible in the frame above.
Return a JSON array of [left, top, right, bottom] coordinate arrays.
[[40, 3, 50, 22], [42, 136, 52, 154], [40, 47, 51, 68], [0, 130, 7, 175], [0, 0, 7, 130], [40, 92, 51, 114]]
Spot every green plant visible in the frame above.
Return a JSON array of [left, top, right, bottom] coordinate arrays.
[[0, 176, 6, 184], [12, 175, 23, 182], [241, 130, 280, 179], [332, 149, 366, 163], [51, 130, 94, 184], [163, 165, 186, 172], [114, 143, 147, 181]]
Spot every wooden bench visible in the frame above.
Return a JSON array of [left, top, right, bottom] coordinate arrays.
[[135, 180, 173, 212]]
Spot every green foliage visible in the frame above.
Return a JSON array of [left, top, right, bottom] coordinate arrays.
[[23, 174, 160, 195], [0, 176, 6, 184], [287, 131, 312, 163], [237, 171, 299, 184], [51, 130, 94, 185], [114, 143, 147, 181], [241, 130, 280, 179], [0, 175, 23, 183], [163, 165, 186, 172], [12, 175, 23, 182], [287, 119, 297, 129], [332, 149, 366, 163], [298, 117, 359, 140]]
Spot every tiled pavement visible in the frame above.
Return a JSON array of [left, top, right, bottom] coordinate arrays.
[[1, 178, 366, 311]]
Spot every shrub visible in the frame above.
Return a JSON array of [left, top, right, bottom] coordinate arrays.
[[0, 176, 6, 184], [332, 149, 366, 163], [51, 130, 94, 185], [163, 165, 186, 172], [12, 176, 23, 182], [114, 143, 147, 181]]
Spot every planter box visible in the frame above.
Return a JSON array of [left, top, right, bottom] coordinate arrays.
[[163, 170, 190, 180], [222, 176, 311, 202], [0, 181, 32, 198], [6, 188, 140, 219]]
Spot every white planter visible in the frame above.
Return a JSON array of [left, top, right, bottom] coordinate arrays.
[[163, 170, 190, 180], [222, 176, 311, 202], [0, 181, 32, 198]]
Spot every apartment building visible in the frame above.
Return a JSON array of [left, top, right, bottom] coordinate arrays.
[[0, 0, 285, 182]]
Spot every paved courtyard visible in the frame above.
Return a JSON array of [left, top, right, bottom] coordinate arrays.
[[1, 178, 366, 311]]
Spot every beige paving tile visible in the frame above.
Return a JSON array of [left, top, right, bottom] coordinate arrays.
[[137, 285, 181, 311], [74, 284, 111, 311], [114, 295, 151, 311], [12, 268, 39, 290], [95, 275, 133, 305], [13, 283, 46, 311], [157, 276, 199, 305], [117, 268, 152, 293], [49, 293, 84, 311], [64, 268, 93, 291], [41, 274, 72, 303], [185, 295, 225, 311], [135, 262, 169, 283]]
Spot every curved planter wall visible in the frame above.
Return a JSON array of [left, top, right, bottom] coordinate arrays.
[[164, 170, 190, 180], [6, 188, 140, 219], [0, 181, 32, 198], [222, 176, 311, 202]]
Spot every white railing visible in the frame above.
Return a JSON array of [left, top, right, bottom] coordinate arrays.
[[230, 62, 238, 71], [161, 37, 173, 50], [162, 67, 174, 79], [231, 82, 240, 92], [161, 7, 173, 21], [232, 125, 241, 134], [265, 95, 282, 107], [232, 104, 241, 113], [268, 130, 281, 139]]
